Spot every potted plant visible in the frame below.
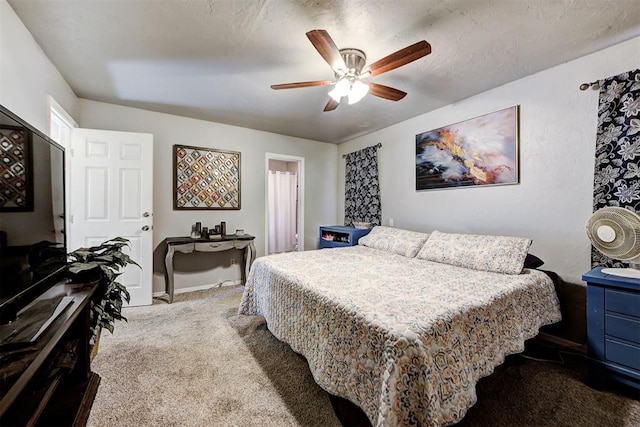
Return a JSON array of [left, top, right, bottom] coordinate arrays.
[[67, 237, 140, 357]]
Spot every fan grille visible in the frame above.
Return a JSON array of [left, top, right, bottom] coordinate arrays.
[[586, 207, 640, 259]]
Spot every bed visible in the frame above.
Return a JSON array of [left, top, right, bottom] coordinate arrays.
[[238, 227, 561, 426]]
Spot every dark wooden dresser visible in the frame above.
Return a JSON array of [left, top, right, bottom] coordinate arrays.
[[0, 282, 100, 426]]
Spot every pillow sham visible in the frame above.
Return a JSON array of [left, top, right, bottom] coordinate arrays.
[[358, 226, 430, 258], [524, 253, 545, 269], [415, 230, 532, 275]]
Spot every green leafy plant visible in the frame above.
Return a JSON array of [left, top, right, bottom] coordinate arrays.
[[67, 237, 140, 345]]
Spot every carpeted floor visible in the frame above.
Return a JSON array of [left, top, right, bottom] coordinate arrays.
[[88, 285, 639, 426]]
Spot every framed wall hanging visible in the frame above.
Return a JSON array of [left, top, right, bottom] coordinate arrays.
[[173, 144, 241, 210], [415, 105, 519, 191], [0, 125, 33, 211]]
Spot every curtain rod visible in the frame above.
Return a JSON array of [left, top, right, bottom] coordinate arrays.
[[579, 81, 600, 91], [342, 142, 382, 159]]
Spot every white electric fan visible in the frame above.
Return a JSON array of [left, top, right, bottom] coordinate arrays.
[[586, 207, 640, 279]]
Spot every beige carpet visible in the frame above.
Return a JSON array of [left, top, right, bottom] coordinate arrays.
[[88, 285, 640, 426], [88, 285, 341, 426]]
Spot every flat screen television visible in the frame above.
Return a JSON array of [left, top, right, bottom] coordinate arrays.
[[0, 105, 67, 325]]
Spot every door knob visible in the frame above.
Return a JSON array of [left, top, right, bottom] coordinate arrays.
[[142, 225, 150, 231], [143, 212, 151, 217]]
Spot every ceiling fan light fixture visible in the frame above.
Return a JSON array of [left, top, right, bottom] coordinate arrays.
[[271, 30, 432, 112], [348, 80, 369, 104], [328, 78, 350, 102]]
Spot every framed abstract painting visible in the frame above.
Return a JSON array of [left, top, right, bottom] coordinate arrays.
[[173, 144, 241, 210], [416, 105, 519, 191]]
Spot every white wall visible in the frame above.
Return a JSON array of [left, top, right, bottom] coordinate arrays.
[[338, 37, 640, 287], [0, 0, 78, 132], [269, 160, 298, 173], [1, 0, 337, 295], [4, 0, 635, 338], [0, 0, 78, 246], [79, 100, 337, 293]]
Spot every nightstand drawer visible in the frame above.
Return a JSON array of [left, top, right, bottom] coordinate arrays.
[[606, 289, 640, 317], [606, 314, 640, 344], [584, 267, 640, 391], [606, 338, 640, 371]]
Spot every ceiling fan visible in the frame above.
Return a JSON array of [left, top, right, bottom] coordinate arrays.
[[271, 30, 432, 112]]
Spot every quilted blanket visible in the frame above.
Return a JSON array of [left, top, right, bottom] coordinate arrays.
[[238, 245, 561, 426]]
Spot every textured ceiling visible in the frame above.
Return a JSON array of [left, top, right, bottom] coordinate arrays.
[[8, 0, 640, 143]]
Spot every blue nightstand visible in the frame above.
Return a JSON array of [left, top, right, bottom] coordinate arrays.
[[583, 267, 640, 391], [319, 226, 371, 249]]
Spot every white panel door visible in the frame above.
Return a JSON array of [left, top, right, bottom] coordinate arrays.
[[69, 129, 153, 306]]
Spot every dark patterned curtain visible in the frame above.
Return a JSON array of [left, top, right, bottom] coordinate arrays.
[[592, 69, 640, 267], [344, 145, 381, 226]]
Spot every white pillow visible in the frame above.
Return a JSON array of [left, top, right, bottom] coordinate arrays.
[[358, 226, 430, 257], [416, 230, 532, 275]]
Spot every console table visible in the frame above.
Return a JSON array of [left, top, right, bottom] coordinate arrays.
[[163, 235, 256, 303]]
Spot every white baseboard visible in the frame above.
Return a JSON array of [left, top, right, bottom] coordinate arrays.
[[152, 280, 241, 298]]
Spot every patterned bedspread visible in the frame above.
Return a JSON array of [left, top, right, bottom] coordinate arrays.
[[238, 245, 561, 426]]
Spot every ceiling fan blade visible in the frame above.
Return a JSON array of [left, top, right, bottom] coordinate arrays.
[[271, 80, 333, 90], [306, 29, 347, 72], [364, 40, 431, 77], [366, 82, 407, 101], [323, 98, 340, 112]]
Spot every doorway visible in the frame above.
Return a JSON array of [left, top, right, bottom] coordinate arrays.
[[265, 153, 304, 255], [49, 99, 154, 306], [48, 96, 78, 245]]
